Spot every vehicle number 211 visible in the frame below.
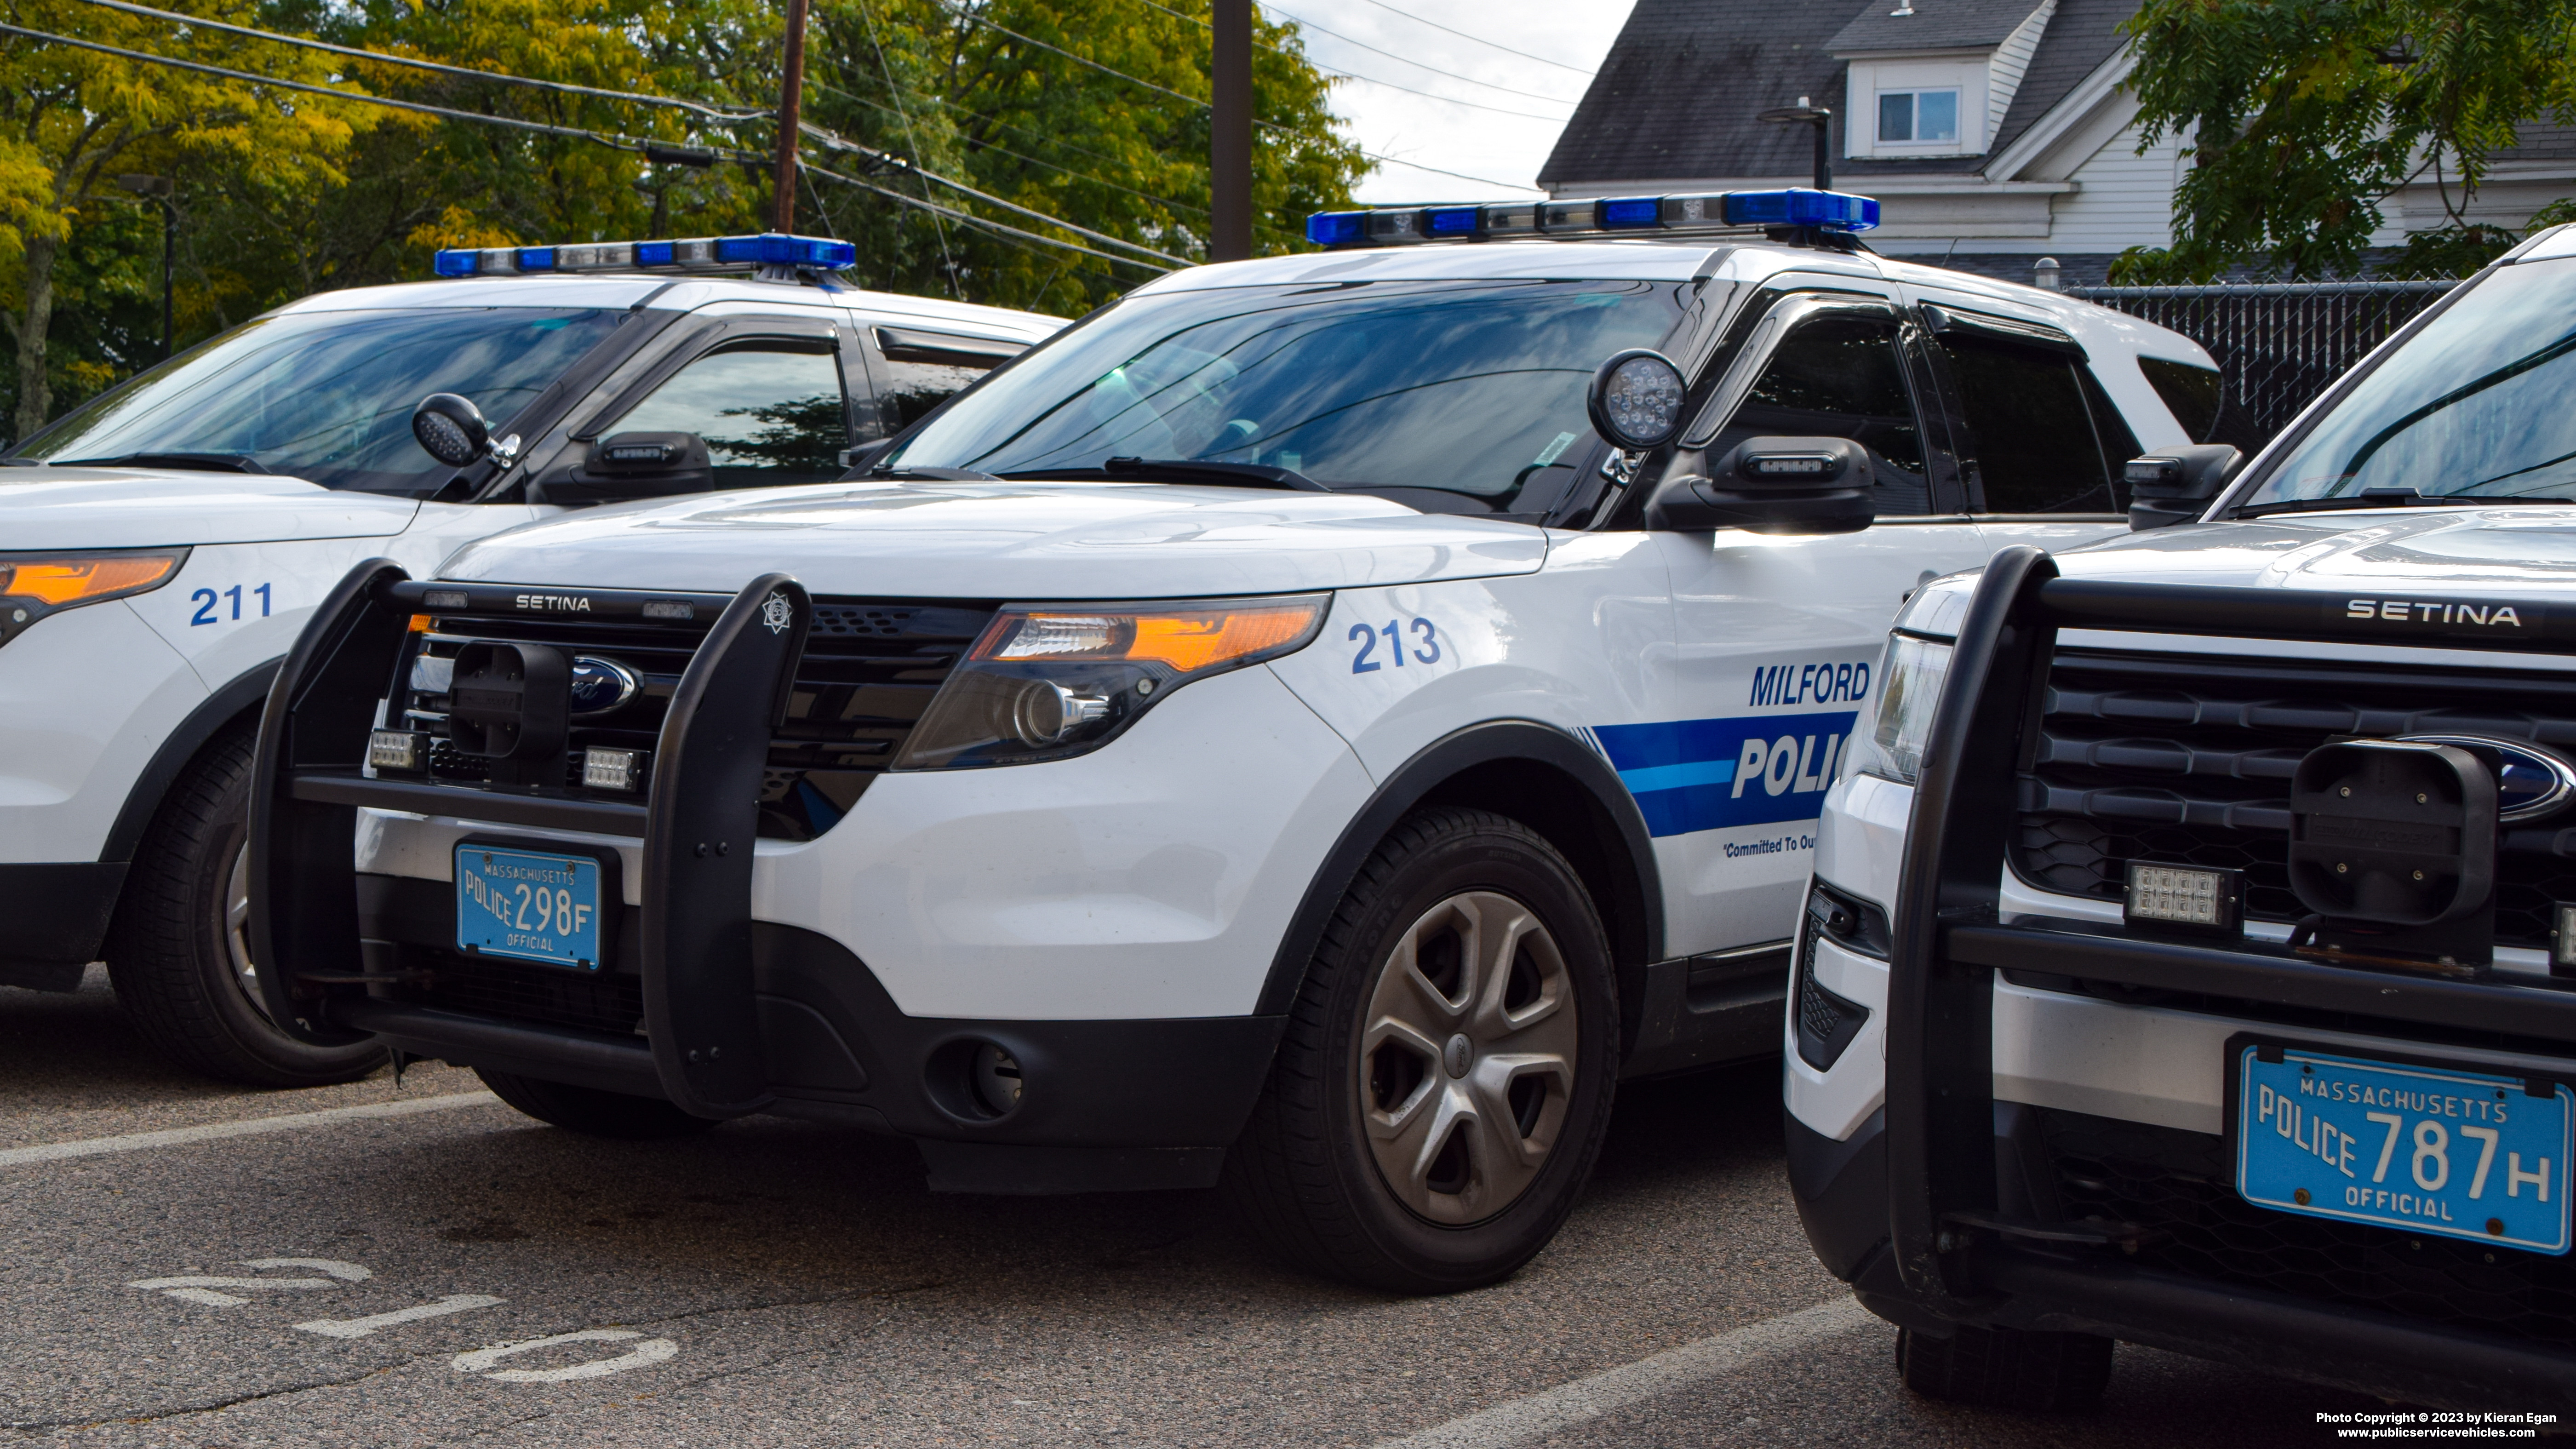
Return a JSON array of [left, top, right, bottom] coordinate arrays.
[[1351, 618, 1440, 673], [189, 584, 272, 625]]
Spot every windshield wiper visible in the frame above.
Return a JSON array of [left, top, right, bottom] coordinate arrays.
[[54, 451, 269, 474], [867, 465, 1001, 482], [1001, 456, 1331, 492], [2236, 487, 2576, 517]]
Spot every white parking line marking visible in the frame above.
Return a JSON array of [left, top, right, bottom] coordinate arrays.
[[128, 1273, 344, 1307], [453, 1329, 679, 1383], [1372, 1296, 1877, 1449], [0, 1091, 496, 1168], [297, 1294, 506, 1339], [242, 1258, 372, 1281]]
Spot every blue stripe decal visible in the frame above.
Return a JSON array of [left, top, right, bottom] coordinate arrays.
[[1616, 760, 1738, 793], [1593, 710, 1860, 837]]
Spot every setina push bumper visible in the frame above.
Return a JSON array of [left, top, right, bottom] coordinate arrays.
[[1804, 545, 2576, 1409], [246, 561, 1281, 1192]]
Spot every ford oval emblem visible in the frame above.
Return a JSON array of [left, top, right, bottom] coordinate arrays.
[[2398, 733, 2576, 822], [567, 655, 640, 716]]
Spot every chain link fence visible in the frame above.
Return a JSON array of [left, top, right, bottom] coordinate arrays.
[[2065, 281, 2459, 441]]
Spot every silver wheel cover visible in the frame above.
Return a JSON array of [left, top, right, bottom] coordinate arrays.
[[1357, 891, 1578, 1225], [223, 839, 277, 1026]]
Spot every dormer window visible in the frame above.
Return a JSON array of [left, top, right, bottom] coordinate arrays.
[[1877, 88, 1960, 145]]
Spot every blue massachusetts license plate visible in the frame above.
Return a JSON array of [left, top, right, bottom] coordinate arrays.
[[454, 845, 604, 970], [2235, 1044, 2575, 1254]]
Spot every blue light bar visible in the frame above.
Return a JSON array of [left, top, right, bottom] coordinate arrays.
[[431, 232, 859, 278], [1301, 188, 1883, 250]]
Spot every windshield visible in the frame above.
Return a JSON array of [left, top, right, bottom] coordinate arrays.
[[884, 279, 1686, 509], [2245, 258, 2576, 507], [19, 307, 625, 493]]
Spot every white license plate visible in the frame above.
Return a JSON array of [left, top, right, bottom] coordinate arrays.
[[2235, 1044, 2574, 1255], [454, 845, 604, 970]]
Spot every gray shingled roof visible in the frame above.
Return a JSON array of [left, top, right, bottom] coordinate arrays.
[[1536, 0, 1857, 188], [1827, 0, 2049, 56], [1986, 0, 2132, 158]]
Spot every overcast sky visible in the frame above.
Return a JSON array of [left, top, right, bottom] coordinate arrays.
[[1265, 0, 1632, 203]]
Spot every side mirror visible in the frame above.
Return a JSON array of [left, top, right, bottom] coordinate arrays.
[[1645, 436, 1877, 535], [586, 431, 714, 494], [1586, 349, 1687, 452], [2126, 443, 2243, 530], [412, 393, 491, 466]]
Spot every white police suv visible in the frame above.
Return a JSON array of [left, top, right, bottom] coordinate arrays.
[[0, 233, 1054, 1087], [249, 189, 2225, 1290], [1793, 228, 2576, 1408]]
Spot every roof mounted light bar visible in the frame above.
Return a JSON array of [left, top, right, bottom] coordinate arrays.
[[432, 232, 858, 278], [1305, 188, 1880, 248]]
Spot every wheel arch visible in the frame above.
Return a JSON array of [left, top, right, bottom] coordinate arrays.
[[101, 657, 281, 866], [1255, 720, 1664, 1041]]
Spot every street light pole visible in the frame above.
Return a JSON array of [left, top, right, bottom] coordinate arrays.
[[116, 174, 175, 361], [1209, 0, 1251, 262], [773, 0, 811, 232]]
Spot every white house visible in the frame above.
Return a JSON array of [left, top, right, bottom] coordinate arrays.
[[1539, 0, 2576, 285]]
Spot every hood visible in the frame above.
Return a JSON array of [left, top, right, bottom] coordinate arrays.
[[2055, 508, 2576, 594], [440, 481, 1549, 598], [0, 465, 420, 549]]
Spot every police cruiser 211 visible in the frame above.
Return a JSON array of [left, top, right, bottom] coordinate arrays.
[[252, 188, 2229, 1290], [1794, 224, 2576, 1409], [0, 232, 1054, 1086]]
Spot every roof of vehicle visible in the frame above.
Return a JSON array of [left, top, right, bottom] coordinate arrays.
[[274, 274, 1063, 341], [1138, 238, 2213, 369]]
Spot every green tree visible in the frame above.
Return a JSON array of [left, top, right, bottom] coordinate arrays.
[[2114, 0, 2576, 283]]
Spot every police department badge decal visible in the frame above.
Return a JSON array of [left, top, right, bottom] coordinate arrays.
[[761, 592, 793, 635]]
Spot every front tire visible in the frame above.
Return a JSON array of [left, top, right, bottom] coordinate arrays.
[[1226, 807, 1619, 1293], [106, 727, 388, 1087], [476, 1068, 721, 1140]]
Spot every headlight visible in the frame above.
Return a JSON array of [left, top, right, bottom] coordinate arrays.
[[895, 594, 1328, 769], [0, 549, 188, 649], [1848, 632, 1951, 785]]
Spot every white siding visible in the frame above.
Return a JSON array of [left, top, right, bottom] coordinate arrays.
[[1986, 0, 2057, 141], [2044, 120, 2185, 252]]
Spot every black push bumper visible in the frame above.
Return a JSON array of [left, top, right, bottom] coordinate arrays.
[[1834, 546, 2576, 1409], [248, 561, 1282, 1193]]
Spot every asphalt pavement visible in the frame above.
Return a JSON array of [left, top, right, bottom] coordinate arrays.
[[1, 968, 2394, 1447]]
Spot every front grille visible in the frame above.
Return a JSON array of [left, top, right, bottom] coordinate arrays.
[[2015, 651, 2576, 952], [397, 953, 646, 1038], [398, 598, 995, 841], [2046, 1110, 2576, 1349]]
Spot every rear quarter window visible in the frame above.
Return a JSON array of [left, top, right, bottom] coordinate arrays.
[[2139, 356, 2265, 452]]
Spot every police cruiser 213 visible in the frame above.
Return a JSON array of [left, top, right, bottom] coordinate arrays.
[[252, 189, 2226, 1290], [1, 232, 1053, 1086], [1793, 223, 2576, 1409]]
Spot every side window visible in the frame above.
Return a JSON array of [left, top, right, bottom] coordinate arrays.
[[1707, 312, 1932, 515], [611, 341, 848, 488], [1936, 335, 2122, 514], [2139, 355, 2267, 452], [874, 327, 1021, 433]]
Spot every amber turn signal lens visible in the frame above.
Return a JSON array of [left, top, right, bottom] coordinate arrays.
[[982, 597, 1326, 675], [0, 552, 184, 606]]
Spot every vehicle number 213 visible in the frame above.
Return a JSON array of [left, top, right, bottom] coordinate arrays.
[[1351, 617, 1440, 673], [190, 584, 272, 625]]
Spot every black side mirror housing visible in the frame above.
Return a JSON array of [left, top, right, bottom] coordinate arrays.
[[1645, 436, 1877, 535], [2126, 443, 2243, 530], [541, 431, 716, 503]]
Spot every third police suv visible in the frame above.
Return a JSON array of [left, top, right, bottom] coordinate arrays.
[[251, 189, 2230, 1290]]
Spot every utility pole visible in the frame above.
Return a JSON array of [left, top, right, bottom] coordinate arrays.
[[116, 174, 174, 361], [773, 0, 811, 233], [1209, 0, 1251, 262]]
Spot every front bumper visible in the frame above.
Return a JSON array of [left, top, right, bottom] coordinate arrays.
[[0, 861, 123, 989], [1834, 548, 2576, 1409]]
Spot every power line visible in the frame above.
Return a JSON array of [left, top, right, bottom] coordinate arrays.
[[0, 21, 711, 154], [1345, 0, 1597, 78], [813, 77, 1211, 219], [851, 0, 959, 296], [1258, 3, 1580, 109], [807, 161, 1174, 272], [70, 0, 769, 122], [960, 13, 1213, 109], [801, 126, 1192, 265]]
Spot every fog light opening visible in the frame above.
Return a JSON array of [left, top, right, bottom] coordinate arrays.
[[972, 1043, 1024, 1117]]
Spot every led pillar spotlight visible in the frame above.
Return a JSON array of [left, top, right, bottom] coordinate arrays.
[[2124, 862, 2244, 935], [2288, 739, 2498, 970], [447, 641, 571, 788]]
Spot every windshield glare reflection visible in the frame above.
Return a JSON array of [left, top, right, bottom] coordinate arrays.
[[887, 279, 1685, 510], [20, 307, 623, 494]]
